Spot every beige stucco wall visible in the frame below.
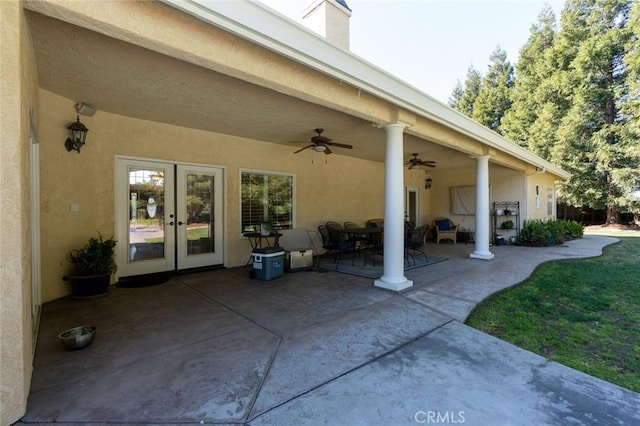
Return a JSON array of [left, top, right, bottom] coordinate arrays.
[[427, 164, 526, 233], [526, 171, 560, 221], [0, 1, 37, 423], [38, 89, 386, 302]]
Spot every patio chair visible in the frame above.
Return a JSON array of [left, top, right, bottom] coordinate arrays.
[[434, 217, 458, 244], [366, 218, 384, 228], [320, 224, 353, 268], [326, 221, 343, 230], [344, 221, 368, 250], [405, 224, 429, 266]]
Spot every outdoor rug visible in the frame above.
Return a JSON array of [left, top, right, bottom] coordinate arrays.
[[317, 253, 448, 279]]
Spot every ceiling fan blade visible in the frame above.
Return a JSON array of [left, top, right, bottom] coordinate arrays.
[[312, 135, 332, 144], [420, 160, 437, 164], [325, 141, 353, 149], [324, 146, 333, 155], [294, 144, 314, 154]]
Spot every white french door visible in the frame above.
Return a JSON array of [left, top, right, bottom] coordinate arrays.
[[176, 164, 224, 269], [116, 158, 224, 278]]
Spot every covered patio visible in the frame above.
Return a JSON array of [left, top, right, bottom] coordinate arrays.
[[20, 236, 640, 425], [3, 1, 572, 421]]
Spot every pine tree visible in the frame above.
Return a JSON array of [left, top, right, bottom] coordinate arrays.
[[449, 65, 483, 117], [551, 0, 637, 223], [472, 46, 515, 133], [502, 6, 559, 158], [618, 0, 640, 215]]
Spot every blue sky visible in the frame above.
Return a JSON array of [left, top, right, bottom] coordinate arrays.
[[259, 0, 565, 103]]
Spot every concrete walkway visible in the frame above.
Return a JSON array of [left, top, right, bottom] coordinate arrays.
[[20, 235, 640, 425]]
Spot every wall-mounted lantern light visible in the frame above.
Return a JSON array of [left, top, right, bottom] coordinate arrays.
[[65, 115, 89, 153], [425, 175, 433, 189]]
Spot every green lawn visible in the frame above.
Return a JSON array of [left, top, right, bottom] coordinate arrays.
[[466, 231, 640, 392]]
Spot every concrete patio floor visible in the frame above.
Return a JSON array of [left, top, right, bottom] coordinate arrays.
[[19, 236, 640, 425]]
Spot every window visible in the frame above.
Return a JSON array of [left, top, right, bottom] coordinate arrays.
[[547, 188, 555, 216], [241, 170, 294, 232]]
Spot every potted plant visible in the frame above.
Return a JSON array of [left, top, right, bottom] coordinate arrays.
[[65, 233, 117, 298], [260, 219, 276, 236], [501, 220, 515, 230]]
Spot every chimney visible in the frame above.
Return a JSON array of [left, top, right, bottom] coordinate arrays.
[[302, 0, 351, 50]]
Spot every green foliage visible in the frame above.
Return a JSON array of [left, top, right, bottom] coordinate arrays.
[[67, 233, 117, 276], [472, 47, 515, 132], [451, 0, 640, 221], [449, 65, 483, 116], [519, 219, 584, 246], [502, 5, 560, 157], [500, 219, 515, 229]]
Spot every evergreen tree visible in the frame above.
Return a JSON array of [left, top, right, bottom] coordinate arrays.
[[551, 0, 637, 223], [449, 65, 483, 117], [472, 46, 515, 133], [448, 80, 465, 109], [618, 0, 640, 215], [502, 6, 559, 158]]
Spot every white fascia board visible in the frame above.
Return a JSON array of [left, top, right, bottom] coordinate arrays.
[[162, 0, 569, 180]]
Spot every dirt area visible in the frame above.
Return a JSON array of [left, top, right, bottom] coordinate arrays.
[[584, 224, 640, 235]]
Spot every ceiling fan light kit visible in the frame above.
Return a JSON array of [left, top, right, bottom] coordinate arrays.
[[406, 153, 436, 170], [293, 128, 353, 155]]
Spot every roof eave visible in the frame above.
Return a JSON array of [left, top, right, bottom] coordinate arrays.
[[162, 0, 570, 180]]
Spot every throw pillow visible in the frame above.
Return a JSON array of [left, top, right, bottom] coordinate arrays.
[[435, 219, 451, 231]]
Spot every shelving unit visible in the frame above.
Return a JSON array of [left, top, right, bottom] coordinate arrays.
[[492, 201, 520, 245]]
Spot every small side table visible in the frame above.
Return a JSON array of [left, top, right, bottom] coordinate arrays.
[[243, 232, 282, 265]]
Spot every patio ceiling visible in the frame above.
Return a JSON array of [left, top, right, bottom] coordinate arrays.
[[27, 10, 473, 170]]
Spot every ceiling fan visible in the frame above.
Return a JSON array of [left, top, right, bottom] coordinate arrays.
[[406, 153, 436, 170], [293, 128, 353, 155]]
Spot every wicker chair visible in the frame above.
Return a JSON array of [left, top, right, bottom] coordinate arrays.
[[434, 217, 458, 244]]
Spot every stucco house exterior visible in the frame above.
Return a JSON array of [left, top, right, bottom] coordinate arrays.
[[1, 0, 569, 422]]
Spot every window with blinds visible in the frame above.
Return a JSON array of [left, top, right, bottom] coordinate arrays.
[[241, 171, 294, 232]]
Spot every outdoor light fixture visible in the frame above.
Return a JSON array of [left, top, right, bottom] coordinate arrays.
[[65, 115, 89, 153], [74, 102, 97, 117], [425, 175, 433, 189]]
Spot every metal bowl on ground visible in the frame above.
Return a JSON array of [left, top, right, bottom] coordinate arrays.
[[58, 326, 97, 350]]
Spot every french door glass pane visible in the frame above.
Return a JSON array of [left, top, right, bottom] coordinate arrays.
[[128, 168, 165, 262], [186, 172, 215, 256]]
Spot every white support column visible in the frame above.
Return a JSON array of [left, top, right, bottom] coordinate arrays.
[[470, 155, 494, 260], [375, 123, 413, 291]]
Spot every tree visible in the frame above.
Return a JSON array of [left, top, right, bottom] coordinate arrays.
[[472, 46, 515, 133], [618, 0, 640, 215], [551, 0, 638, 223], [502, 6, 560, 158], [449, 65, 483, 117]]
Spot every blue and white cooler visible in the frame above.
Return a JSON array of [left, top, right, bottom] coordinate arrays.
[[251, 247, 285, 281]]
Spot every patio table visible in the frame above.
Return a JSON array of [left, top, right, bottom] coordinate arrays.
[[337, 227, 383, 266]]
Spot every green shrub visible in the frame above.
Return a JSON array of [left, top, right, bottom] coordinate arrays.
[[519, 219, 554, 246], [518, 219, 583, 247]]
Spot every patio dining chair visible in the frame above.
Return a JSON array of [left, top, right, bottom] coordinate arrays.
[[405, 224, 429, 266], [320, 224, 353, 268], [344, 221, 369, 250]]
